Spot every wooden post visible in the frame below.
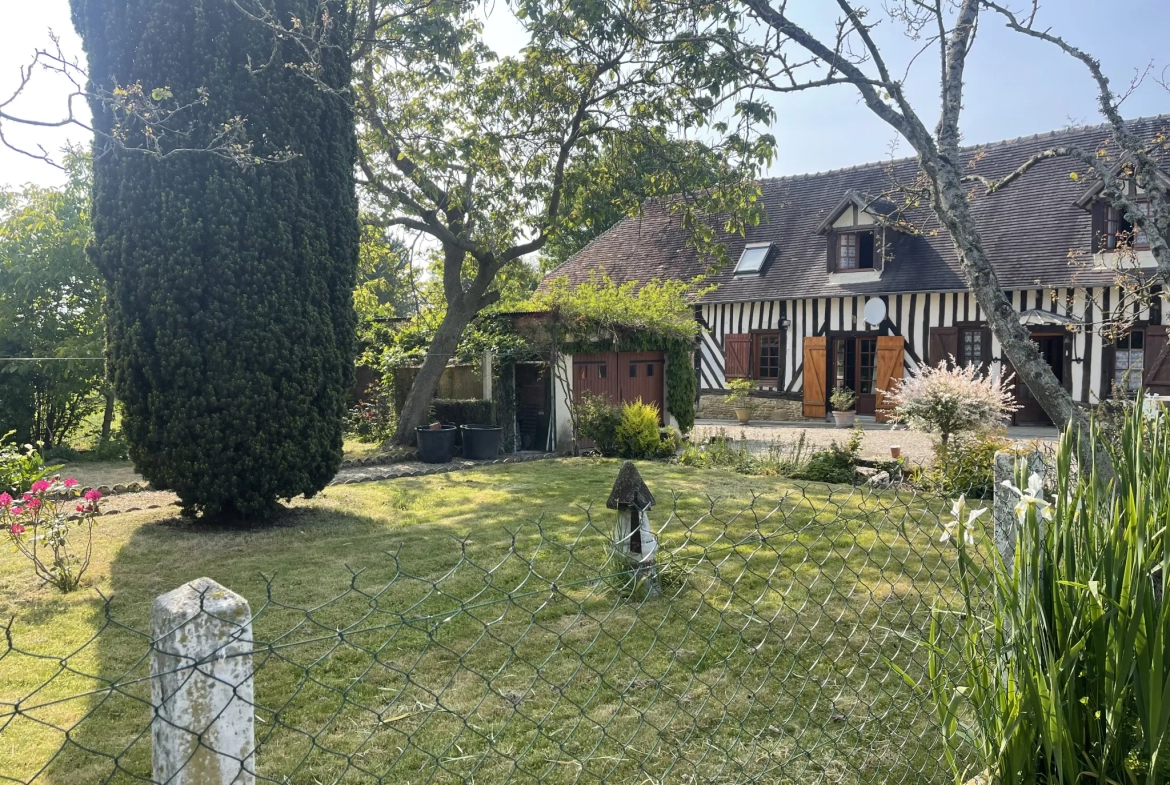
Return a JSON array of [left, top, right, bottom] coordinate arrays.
[[152, 578, 255, 784], [607, 461, 660, 596]]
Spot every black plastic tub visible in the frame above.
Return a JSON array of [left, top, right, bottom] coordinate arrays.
[[416, 425, 458, 463], [461, 424, 503, 460]]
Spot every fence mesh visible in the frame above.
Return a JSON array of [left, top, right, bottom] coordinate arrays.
[[0, 475, 993, 784]]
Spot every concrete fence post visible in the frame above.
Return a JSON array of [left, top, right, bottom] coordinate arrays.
[[992, 449, 1047, 569], [151, 577, 255, 784]]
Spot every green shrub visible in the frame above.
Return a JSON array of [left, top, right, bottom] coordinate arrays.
[[796, 426, 862, 484], [430, 399, 494, 447], [577, 392, 623, 456], [930, 396, 1170, 783], [656, 427, 684, 459], [431, 399, 495, 427], [0, 432, 60, 495], [615, 399, 662, 459], [926, 428, 1011, 499]]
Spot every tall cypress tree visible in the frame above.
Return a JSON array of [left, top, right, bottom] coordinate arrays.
[[70, 0, 359, 517]]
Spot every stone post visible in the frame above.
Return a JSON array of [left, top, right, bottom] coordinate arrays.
[[152, 577, 255, 785], [607, 461, 660, 596], [992, 449, 1047, 568]]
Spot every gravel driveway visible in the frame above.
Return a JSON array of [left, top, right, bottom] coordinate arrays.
[[690, 419, 1058, 467]]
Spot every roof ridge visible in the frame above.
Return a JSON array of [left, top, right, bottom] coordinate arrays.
[[758, 113, 1170, 186]]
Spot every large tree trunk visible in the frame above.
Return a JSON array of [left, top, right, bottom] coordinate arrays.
[[929, 160, 1090, 435], [392, 298, 477, 445], [100, 373, 115, 444]]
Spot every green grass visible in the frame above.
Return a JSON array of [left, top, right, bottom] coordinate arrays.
[[0, 460, 964, 784]]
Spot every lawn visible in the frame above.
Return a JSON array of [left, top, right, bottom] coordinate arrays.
[[0, 460, 968, 784]]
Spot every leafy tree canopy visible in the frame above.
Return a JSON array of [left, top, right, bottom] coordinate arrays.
[[0, 153, 104, 448], [539, 132, 733, 272]]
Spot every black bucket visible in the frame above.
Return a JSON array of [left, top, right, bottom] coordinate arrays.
[[416, 425, 458, 463], [461, 424, 503, 460]]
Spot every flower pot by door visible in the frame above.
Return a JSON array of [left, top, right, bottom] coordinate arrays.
[[416, 425, 458, 463], [832, 410, 855, 428], [734, 408, 751, 424]]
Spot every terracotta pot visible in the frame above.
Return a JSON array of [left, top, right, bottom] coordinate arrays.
[[832, 410, 855, 428], [889, 445, 901, 459], [734, 408, 751, 424]]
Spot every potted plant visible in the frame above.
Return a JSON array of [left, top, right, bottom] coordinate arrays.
[[830, 387, 858, 428], [725, 378, 757, 424]]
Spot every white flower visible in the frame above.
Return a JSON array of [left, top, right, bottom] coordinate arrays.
[[940, 494, 988, 546], [1001, 473, 1052, 523]]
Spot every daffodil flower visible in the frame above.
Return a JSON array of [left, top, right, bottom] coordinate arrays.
[[1001, 473, 1052, 523], [940, 494, 988, 546]]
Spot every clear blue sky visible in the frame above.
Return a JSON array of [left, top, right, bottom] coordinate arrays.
[[2, 1, 1168, 189]]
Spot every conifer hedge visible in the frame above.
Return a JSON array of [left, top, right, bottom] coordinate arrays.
[[71, 0, 359, 517]]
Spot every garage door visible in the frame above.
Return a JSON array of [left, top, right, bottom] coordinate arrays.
[[573, 351, 665, 422]]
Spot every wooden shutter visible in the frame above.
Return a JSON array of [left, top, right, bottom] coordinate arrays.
[[1091, 200, 1106, 254], [1145, 325, 1170, 394], [826, 233, 836, 273], [724, 334, 751, 380], [874, 335, 905, 423], [802, 336, 828, 418], [928, 326, 958, 367]]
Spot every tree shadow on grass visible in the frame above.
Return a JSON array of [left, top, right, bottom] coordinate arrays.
[[10, 468, 968, 784]]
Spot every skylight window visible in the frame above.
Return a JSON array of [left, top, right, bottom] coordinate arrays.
[[734, 243, 771, 276]]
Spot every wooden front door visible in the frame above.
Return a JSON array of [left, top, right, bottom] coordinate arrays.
[[831, 336, 879, 415], [1012, 332, 1071, 425]]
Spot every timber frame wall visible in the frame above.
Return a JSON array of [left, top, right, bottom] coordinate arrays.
[[698, 286, 1168, 407]]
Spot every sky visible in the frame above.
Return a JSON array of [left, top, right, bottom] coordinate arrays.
[[2, 0, 1168, 190]]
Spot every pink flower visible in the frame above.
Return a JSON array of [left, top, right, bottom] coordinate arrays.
[[10, 506, 22, 516], [76, 504, 85, 512], [29, 480, 51, 494], [0, 493, 10, 507], [63, 478, 79, 489], [22, 493, 32, 502], [9, 523, 24, 536], [26, 498, 41, 510], [84, 489, 102, 502]]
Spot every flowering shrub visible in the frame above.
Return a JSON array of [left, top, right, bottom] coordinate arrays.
[[2, 477, 101, 593], [884, 359, 1018, 446]]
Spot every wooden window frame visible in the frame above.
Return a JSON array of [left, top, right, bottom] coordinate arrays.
[[1110, 327, 1147, 394], [747, 329, 785, 387], [1104, 199, 1152, 251], [956, 323, 992, 372], [832, 229, 878, 273]]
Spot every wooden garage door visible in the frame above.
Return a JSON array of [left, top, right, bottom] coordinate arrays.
[[574, 351, 665, 423]]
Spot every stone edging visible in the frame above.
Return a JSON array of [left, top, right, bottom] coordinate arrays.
[[327, 452, 556, 485], [338, 448, 419, 469]]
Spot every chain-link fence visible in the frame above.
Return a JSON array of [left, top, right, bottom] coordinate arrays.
[[0, 466, 999, 784]]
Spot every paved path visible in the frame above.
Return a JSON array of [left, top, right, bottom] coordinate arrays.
[[690, 419, 1059, 467]]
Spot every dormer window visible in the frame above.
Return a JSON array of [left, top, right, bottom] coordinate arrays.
[[1105, 200, 1152, 250], [834, 230, 876, 272], [734, 243, 771, 276]]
